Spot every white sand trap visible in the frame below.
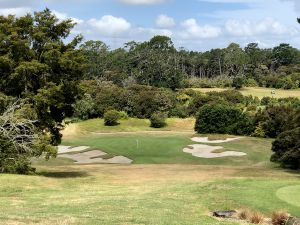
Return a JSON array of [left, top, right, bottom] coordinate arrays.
[[58, 150, 133, 164], [57, 145, 90, 154], [191, 137, 241, 143], [183, 144, 247, 158]]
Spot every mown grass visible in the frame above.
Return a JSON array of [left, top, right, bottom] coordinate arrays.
[[0, 165, 299, 225], [192, 87, 300, 99], [58, 134, 273, 166]]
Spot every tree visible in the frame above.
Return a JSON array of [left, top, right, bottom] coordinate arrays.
[[0, 9, 86, 144], [0, 101, 56, 174], [271, 127, 300, 169]]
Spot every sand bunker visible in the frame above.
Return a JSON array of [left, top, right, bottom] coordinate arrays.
[[58, 149, 133, 164], [191, 137, 241, 143], [57, 146, 90, 154], [183, 144, 246, 158]]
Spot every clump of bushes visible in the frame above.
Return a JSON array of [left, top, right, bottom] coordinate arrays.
[[104, 109, 121, 126], [150, 112, 167, 128], [271, 127, 300, 169], [195, 104, 253, 135]]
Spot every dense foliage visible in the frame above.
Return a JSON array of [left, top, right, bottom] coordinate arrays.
[[271, 128, 300, 169], [194, 104, 253, 135], [0, 9, 85, 173]]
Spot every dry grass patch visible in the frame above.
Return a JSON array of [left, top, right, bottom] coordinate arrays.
[[271, 211, 289, 225], [249, 211, 265, 224]]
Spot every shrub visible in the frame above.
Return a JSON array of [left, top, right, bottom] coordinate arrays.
[[254, 106, 295, 138], [195, 104, 253, 135], [252, 122, 266, 138], [119, 111, 129, 120], [271, 211, 289, 225], [249, 212, 265, 224], [271, 127, 300, 169], [245, 78, 258, 87], [104, 110, 121, 126], [207, 90, 245, 105], [232, 76, 245, 89], [150, 112, 167, 128]]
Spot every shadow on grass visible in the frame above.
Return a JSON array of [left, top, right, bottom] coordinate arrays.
[[38, 171, 89, 178]]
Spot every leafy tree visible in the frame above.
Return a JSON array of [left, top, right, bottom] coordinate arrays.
[[271, 127, 300, 169], [0, 9, 86, 144]]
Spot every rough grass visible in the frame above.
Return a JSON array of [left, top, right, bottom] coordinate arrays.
[[64, 118, 195, 135], [192, 87, 300, 99]]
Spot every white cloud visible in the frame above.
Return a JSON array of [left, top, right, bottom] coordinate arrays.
[[281, 0, 300, 11], [87, 15, 131, 37], [119, 0, 167, 5], [0, 7, 31, 16], [225, 17, 298, 36], [180, 18, 221, 39], [52, 10, 84, 24], [155, 14, 175, 28]]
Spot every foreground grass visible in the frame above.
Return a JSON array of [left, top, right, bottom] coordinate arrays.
[[192, 87, 300, 99], [0, 164, 299, 225]]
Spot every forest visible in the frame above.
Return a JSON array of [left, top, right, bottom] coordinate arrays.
[[0, 9, 300, 174]]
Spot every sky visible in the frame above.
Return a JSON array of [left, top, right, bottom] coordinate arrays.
[[0, 0, 299, 51]]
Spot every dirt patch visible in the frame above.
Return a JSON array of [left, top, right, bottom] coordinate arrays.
[[58, 150, 132, 164], [183, 144, 247, 158], [191, 137, 242, 143]]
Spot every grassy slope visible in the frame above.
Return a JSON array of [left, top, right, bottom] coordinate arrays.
[[192, 87, 300, 99]]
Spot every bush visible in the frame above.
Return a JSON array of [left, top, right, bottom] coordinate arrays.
[[238, 209, 251, 220], [150, 112, 167, 128], [232, 76, 245, 89], [118, 111, 129, 120], [254, 106, 295, 138], [104, 110, 121, 126], [195, 104, 253, 135], [271, 127, 300, 169]]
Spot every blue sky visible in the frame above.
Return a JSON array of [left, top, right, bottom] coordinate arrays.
[[0, 0, 299, 51]]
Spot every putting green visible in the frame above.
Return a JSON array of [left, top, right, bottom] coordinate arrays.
[[276, 185, 300, 207]]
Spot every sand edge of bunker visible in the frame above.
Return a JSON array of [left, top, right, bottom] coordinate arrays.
[[57, 146, 133, 164], [183, 137, 247, 158]]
